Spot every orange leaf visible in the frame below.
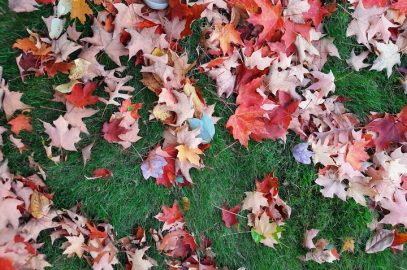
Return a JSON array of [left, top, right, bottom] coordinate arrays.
[[392, 230, 407, 246], [13, 37, 51, 56], [211, 24, 243, 55], [346, 140, 369, 170], [71, 0, 93, 24], [8, 114, 32, 135]]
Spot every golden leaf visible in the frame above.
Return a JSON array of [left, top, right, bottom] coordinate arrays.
[[71, 0, 93, 24], [30, 190, 50, 219], [176, 144, 203, 165]]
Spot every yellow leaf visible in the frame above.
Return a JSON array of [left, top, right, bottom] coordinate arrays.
[[30, 190, 50, 219], [71, 0, 93, 24], [342, 237, 355, 253], [182, 197, 190, 212], [176, 144, 203, 165], [69, 58, 90, 80]]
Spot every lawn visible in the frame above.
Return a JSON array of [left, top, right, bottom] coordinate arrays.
[[0, 1, 407, 269]]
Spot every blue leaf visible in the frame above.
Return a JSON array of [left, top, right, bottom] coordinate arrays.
[[187, 113, 215, 143], [141, 154, 167, 179], [292, 143, 313, 165]]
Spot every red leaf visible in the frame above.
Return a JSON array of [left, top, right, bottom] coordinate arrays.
[[8, 114, 32, 135], [247, 0, 283, 45], [86, 223, 107, 239], [303, 0, 336, 27], [256, 173, 278, 195], [65, 82, 99, 108], [92, 168, 112, 179], [168, 0, 208, 37], [156, 145, 177, 188], [159, 229, 197, 258], [392, 0, 407, 14], [362, 0, 388, 8], [119, 99, 142, 119], [0, 258, 15, 270], [102, 118, 129, 143], [281, 20, 311, 49], [43, 60, 73, 78], [366, 106, 407, 151], [227, 77, 299, 147], [221, 203, 241, 228], [156, 201, 184, 224]]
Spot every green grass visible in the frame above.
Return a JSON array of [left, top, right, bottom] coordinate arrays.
[[0, 2, 407, 269]]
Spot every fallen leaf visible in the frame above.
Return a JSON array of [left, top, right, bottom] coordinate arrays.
[[70, 0, 93, 24], [8, 114, 32, 135]]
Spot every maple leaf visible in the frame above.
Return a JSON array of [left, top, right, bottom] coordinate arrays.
[[176, 144, 203, 166], [8, 114, 32, 135], [252, 213, 282, 248], [292, 143, 313, 164], [64, 104, 98, 134], [221, 203, 240, 228], [159, 229, 198, 258], [102, 118, 129, 143], [141, 147, 169, 180], [346, 50, 370, 71], [341, 237, 355, 253], [315, 171, 347, 201], [155, 146, 177, 188], [227, 0, 258, 13], [345, 139, 369, 170], [303, 229, 319, 249], [71, 0, 93, 24], [242, 191, 268, 213], [370, 42, 401, 78], [244, 49, 274, 70], [0, 198, 22, 229], [391, 0, 407, 14], [86, 223, 107, 240], [379, 190, 407, 226], [247, 0, 282, 45], [209, 24, 243, 55], [128, 246, 154, 270], [1, 86, 31, 119], [168, 0, 208, 37], [155, 201, 184, 225], [366, 107, 407, 151], [281, 19, 311, 49], [303, 0, 336, 27], [64, 82, 99, 108], [119, 99, 142, 119], [63, 234, 85, 257], [43, 115, 81, 151]]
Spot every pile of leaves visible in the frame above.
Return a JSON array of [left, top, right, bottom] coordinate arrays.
[[151, 201, 221, 269], [1, 0, 407, 267], [241, 174, 291, 247]]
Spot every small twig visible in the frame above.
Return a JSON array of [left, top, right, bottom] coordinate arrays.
[[40, 106, 66, 113], [221, 231, 251, 238], [214, 141, 238, 158]]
